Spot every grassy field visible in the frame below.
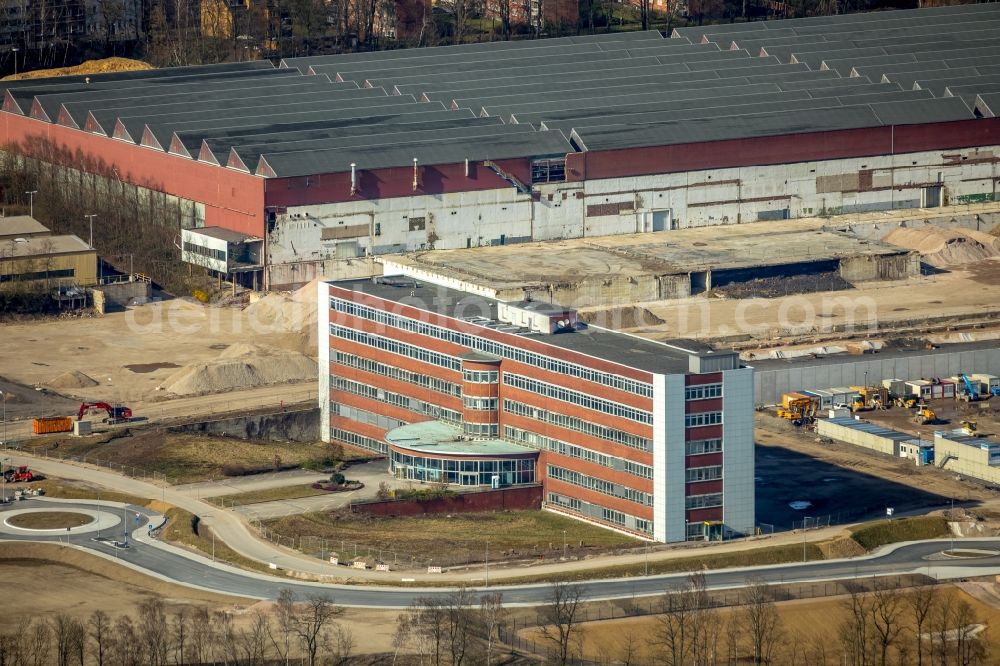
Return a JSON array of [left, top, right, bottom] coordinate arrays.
[[7, 511, 92, 529], [159, 507, 275, 575], [850, 516, 950, 550], [21, 430, 365, 483], [207, 483, 330, 507], [30, 478, 151, 506], [261, 510, 641, 565]]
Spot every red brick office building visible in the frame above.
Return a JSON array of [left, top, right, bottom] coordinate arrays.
[[319, 275, 754, 542]]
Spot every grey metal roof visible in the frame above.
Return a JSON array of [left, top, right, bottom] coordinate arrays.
[[256, 130, 572, 178], [944, 83, 1000, 107], [914, 74, 1000, 97], [227, 122, 537, 171], [187, 115, 503, 161]]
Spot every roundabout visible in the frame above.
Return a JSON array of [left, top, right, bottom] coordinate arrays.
[[0, 507, 121, 535]]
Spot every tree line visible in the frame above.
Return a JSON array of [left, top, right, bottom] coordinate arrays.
[[0, 575, 990, 665]]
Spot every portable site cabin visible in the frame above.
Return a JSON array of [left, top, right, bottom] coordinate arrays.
[[971, 374, 1000, 395], [906, 380, 933, 400], [801, 389, 834, 410], [882, 378, 906, 398]]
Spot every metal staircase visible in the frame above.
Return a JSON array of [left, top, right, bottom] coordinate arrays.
[[483, 160, 530, 194]]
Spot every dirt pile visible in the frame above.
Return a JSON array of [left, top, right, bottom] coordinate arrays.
[[160, 345, 316, 396], [884, 227, 1000, 267], [579, 306, 665, 329], [3, 57, 152, 81], [243, 279, 320, 357], [45, 370, 98, 389]]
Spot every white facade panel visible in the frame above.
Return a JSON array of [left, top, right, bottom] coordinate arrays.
[[318, 280, 331, 444], [722, 366, 755, 537]]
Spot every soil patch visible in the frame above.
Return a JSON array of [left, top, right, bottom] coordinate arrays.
[[579, 306, 665, 329], [125, 362, 180, 373], [7, 511, 93, 529], [0, 376, 79, 420]]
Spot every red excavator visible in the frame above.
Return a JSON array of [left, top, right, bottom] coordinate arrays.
[[3, 466, 34, 483], [78, 402, 133, 424]]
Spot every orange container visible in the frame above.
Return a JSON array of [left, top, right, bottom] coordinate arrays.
[[32, 416, 73, 434]]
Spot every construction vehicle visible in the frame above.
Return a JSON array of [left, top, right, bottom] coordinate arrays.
[[957, 374, 980, 402], [850, 386, 889, 411], [893, 395, 918, 409], [912, 404, 938, 425], [960, 420, 978, 436], [777, 397, 818, 426], [77, 402, 133, 424], [2, 466, 34, 483]]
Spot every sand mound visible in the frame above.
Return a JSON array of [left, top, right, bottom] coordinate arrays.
[[579, 306, 666, 329], [4, 57, 151, 81], [45, 370, 99, 389], [161, 346, 316, 396], [884, 226, 1000, 267], [244, 287, 318, 357]]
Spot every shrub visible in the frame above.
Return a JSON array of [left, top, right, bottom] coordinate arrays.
[[850, 516, 949, 551], [330, 472, 346, 486]]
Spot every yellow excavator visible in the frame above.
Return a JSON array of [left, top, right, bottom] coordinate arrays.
[[893, 396, 918, 409], [777, 397, 819, 426], [960, 420, 978, 436], [912, 404, 938, 425]]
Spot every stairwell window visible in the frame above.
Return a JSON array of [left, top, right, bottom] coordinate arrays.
[[531, 159, 567, 184]]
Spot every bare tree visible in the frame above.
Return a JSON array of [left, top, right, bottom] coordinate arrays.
[[88, 611, 111, 666], [537, 582, 586, 666], [723, 614, 741, 665], [170, 609, 188, 666], [840, 584, 874, 666], [26, 621, 51, 666], [740, 577, 782, 666], [444, 588, 478, 666], [138, 599, 170, 666], [907, 585, 938, 666], [406, 596, 447, 665], [480, 591, 507, 666], [953, 599, 987, 666], [237, 610, 272, 666], [651, 572, 717, 666], [869, 579, 906, 666], [187, 607, 215, 665], [930, 592, 955, 666], [267, 589, 295, 665], [51, 614, 86, 666], [275, 591, 344, 666], [108, 615, 142, 666]]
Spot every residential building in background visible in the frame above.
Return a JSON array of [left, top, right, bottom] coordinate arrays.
[[318, 275, 754, 541]]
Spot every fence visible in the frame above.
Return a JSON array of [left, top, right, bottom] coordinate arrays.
[[499, 573, 937, 665]]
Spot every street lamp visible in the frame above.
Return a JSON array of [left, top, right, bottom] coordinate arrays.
[[24, 190, 36, 219], [0, 389, 6, 449], [85, 214, 96, 248], [1, 456, 8, 504], [485, 539, 489, 588], [11, 47, 17, 78], [562, 529, 567, 560]]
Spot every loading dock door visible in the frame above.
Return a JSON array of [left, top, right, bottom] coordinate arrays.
[[922, 186, 942, 208], [652, 209, 671, 232]]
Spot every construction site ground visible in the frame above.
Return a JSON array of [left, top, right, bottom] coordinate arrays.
[[856, 398, 1000, 443], [590, 255, 1000, 348], [755, 413, 1000, 529]]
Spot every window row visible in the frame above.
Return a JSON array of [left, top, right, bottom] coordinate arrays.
[[464, 422, 500, 438], [686, 493, 723, 510], [329, 324, 461, 371], [547, 465, 653, 507], [685, 384, 722, 401], [330, 427, 387, 455], [463, 369, 499, 383], [331, 376, 462, 424], [463, 396, 499, 411], [686, 465, 723, 483], [330, 297, 653, 397], [183, 241, 225, 261], [504, 373, 653, 425], [546, 492, 653, 535], [503, 399, 652, 452], [330, 401, 405, 432], [391, 451, 535, 486], [685, 412, 723, 428], [504, 426, 653, 480], [332, 350, 462, 397], [687, 438, 723, 456]]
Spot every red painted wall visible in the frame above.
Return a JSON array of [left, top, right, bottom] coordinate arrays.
[[0, 113, 267, 236], [351, 484, 543, 516], [566, 118, 1000, 182], [263, 157, 531, 207]]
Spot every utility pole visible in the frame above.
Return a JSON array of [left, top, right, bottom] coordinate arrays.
[[24, 190, 36, 219], [0, 389, 6, 449], [802, 517, 809, 562], [11, 47, 18, 78], [485, 539, 489, 587], [562, 529, 567, 560]]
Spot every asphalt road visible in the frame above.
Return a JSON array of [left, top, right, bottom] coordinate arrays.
[[6, 500, 1000, 608]]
